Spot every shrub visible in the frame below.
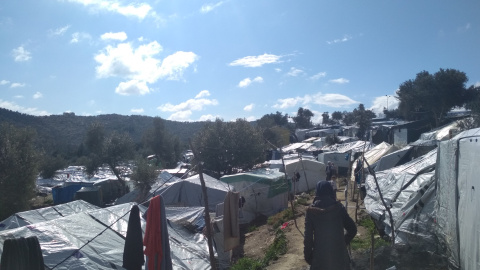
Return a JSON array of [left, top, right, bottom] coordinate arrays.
[[230, 257, 263, 270]]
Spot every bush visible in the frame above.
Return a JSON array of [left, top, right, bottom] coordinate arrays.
[[262, 229, 287, 266], [230, 257, 263, 270], [267, 207, 294, 229]]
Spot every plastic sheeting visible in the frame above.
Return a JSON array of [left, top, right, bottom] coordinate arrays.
[[220, 168, 289, 223], [0, 201, 214, 270], [282, 158, 325, 194], [374, 146, 413, 172], [364, 148, 437, 250], [349, 142, 397, 181], [318, 141, 376, 168], [436, 128, 480, 270]]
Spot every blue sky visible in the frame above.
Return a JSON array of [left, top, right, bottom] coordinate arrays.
[[1, 0, 479, 123]]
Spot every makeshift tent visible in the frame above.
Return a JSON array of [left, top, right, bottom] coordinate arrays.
[[436, 128, 480, 270], [374, 146, 413, 172], [220, 168, 289, 224], [52, 182, 94, 204], [116, 171, 233, 212], [318, 141, 376, 169], [349, 142, 398, 181], [364, 148, 438, 251], [270, 158, 326, 194], [0, 200, 214, 269], [74, 186, 103, 207]]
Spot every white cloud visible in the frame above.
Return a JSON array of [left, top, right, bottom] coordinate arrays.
[[273, 92, 357, 109], [115, 80, 150, 95], [329, 78, 349, 84], [158, 98, 218, 112], [238, 76, 263, 88], [130, 108, 144, 114], [0, 80, 10, 85], [65, 0, 152, 20], [168, 110, 192, 121], [101, 32, 127, 41], [244, 103, 254, 112], [326, 35, 352, 45], [33, 92, 43, 99], [474, 81, 480, 87], [229, 53, 282, 67], [199, 114, 218, 121], [310, 72, 327, 80], [200, 1, 224, 13], [158, 91, 218, 120], [14, 95, 23, 99], [12, 46, 31, 62], [48, 25, 71, 36], [287, 67, 303, 77], [70, 32, 92, 43], [10, 83, 26, 88], [458, 23, 471, 33], [195, 90, 210, 98], [94, 41, 198, 95], [275, 68, 282, 73], [0, 99, 49, 116], [370, 94, 399, 116], [245, 116, 256, 121]]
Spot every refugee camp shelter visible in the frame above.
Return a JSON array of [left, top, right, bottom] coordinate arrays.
[[364, 148, 438, 250], [318, 141, 376, 170], [436, 128, 480, 270], [269, 158, 325, 194], [349, 142, 398, 181], [220, 168, 289, 224], [0, 200, 214, 269]]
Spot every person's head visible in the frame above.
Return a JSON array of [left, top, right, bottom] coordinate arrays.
[[315, 180, 335, 199]]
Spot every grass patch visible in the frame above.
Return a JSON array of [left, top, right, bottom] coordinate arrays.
[[247, 225, 258, 233], [351, 216, 389, 251], [230, 257, 263, 270], [296, 197, 309, 206], [267, 208, 294, 229]]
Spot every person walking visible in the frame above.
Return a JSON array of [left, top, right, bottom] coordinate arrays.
[[304, 181, 357, 270]]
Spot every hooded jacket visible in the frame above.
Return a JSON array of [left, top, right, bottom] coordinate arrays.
[[304, 181, 357, 270]]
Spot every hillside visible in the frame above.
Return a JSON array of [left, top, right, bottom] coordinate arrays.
[[0, 108, 206, 154]]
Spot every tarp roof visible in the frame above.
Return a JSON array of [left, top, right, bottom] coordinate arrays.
[[0, 200, 212, 270]]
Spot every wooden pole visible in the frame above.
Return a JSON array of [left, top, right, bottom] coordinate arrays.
[[189, 140, 217, 270], [281, 151, 296, 223]]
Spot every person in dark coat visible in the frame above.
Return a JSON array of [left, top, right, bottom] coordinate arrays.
[[304, 180, 357, 270]]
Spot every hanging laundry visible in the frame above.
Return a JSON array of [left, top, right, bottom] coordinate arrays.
[[123, 204, 144, 270]]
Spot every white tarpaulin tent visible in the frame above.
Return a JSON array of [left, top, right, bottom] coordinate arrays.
[[116, 172, 233, 212], [220, 168, 289, 224], [364, 148, 438, 250], [436, 128, 480, 270], [269, 158, 325, 194], [318, 141, 376, 168], [349, 142, 398, 181], [374, 146, 413, 172], [0, 200, 213, 270]]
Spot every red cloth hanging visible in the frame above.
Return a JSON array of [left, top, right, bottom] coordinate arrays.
[[143, 195, 163, 270]]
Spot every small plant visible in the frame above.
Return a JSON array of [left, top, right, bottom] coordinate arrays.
[[230, 257, 263, 270], [247, 225, 258, 233], [296, 197, 309, 206], [262, 229, 287, 266], [267, 207, 294, 229]]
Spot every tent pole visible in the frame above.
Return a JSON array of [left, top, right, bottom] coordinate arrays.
[[190, 141, 217, 270], [298, 153, 310, 191]]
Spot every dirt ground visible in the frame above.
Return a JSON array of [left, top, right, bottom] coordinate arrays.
[[239, 179, 448, 270]]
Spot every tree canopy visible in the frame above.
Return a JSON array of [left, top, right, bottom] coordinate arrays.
[[293, 107, 314, 129], [192, 118, 265, 178], [0, 123, 39, 220], [352, 104, 376, 139], [397, 68, 469, 127]]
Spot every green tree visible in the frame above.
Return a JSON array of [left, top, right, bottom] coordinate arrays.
[[130, 157, 159, 201], [342, 111, 356, 126], [397, 68, 469, 127], [0, 123, 39, 220], [143, 117, 182, 169], [293, 107, 314, 129], [257, 112, 291, 148], [331, 111, 343, 124], [463, 85, 480, 128], [353, 104, 376, 139], [321, 112, 330, 125], [193, 118, 265, 178], [39, 154, 67, 179]]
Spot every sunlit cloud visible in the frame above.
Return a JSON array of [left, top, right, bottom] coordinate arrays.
[[200, 1, 224, 13], [10, 83, 26, 88], [195, 90, 210, 98], [275, 68, 282, 73], [326, 34, 352, 45], [457, 23, 471, 33], [245, 116, 256, 121], [0, 99, 49, 116], [474, 81, 480, 87], [199, 114, 219, 121], [94, 41, 198, 95], [115, 80, 150, 95], [287, 67, 303, 77], [33, 92, 43, 99], [310, 72, 327, 80], [48, 25, 71, 36], [329, 78, 349, 84], [70, 32, 92, 43], [130, 108, 144, 114], [0, 80, 10, 85], [370, 94, 399, 116], [101, 32, 127, 41], [273, 92, 358, 109], [158, 90, 218, 120], [244, 103, 254, 111], [238, 76, 263, 88], [64, 0, 152, 20], [12, 46, 31, 62], [229, 53, 282, 68], [14, 95, 23, 99]]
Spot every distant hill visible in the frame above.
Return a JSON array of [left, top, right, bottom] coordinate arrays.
[[0, 108, 206, 154]]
